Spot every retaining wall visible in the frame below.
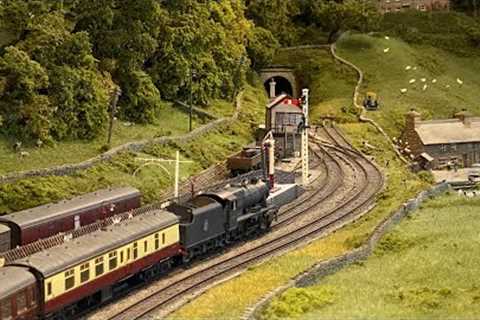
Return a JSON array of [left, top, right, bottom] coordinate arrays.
[[246, 182, 450, 320]]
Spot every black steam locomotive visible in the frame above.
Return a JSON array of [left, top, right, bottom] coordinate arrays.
[[169, 179, 277, 262]]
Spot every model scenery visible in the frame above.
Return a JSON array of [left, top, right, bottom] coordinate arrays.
[[1, 0, 480, 319]]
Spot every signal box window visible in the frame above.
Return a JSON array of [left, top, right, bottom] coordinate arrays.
[[65, 269, 75, 290], [1, 299, 12, 320], [80, 263, 90, 283], [95, 257, 104, 277], [109, 252, 118, 270]]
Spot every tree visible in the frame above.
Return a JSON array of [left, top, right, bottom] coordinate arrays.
[[119, 70, 162, 124], [0, 46, 51, 141], [149, 0, 250, 105], [309, 0, 380, 43], [247, 26, 279, 70], [246, 0, 301, 46]]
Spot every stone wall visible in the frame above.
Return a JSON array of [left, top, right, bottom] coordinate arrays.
[[245, 182, 450, 320], [0, 93, 243, 185]]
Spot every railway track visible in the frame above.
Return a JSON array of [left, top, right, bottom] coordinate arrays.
[[90, 127, 383, 320]]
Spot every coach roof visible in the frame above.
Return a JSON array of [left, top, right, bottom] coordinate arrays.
[[0, 187, 141, 228], [13, 209, 178, 277], [0, 266, 36, 300]]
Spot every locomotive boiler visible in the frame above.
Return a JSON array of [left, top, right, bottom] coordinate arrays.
[[168, 179, 277, 261]]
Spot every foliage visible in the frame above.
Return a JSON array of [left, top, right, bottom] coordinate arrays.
[[246, 26, 279, 70], [0, 46, 51, 141], [118, 70, 162, 124], [261, 287, 335, 320], [149, 0, 250, 105], [308, 0, 381, 43], [246, 0, 301, 46]]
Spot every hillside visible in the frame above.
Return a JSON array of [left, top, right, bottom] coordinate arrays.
[[168, 12, 480, 319], [262, 194, 480, 319]]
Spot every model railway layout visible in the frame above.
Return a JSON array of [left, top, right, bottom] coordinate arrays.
[[0, 126, 383, 320], [88, 126, 384, 320]]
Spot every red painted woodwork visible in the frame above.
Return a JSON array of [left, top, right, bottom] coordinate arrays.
[[43, 243, 182, 315], [0, 285, 39, 320], [19, 196, 141, 246]]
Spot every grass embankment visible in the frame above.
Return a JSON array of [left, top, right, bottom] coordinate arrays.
[[336, 17, 480, 138], [167, 44, 428, 319], [262, 194, 480, 319], [0, 97, 238, 176], [167, 121, 427, 320], [0, 84, 266, 214]]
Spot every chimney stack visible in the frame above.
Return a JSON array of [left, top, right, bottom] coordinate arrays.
[[455, 109, 472, 126], [405, 108, 421, 130]]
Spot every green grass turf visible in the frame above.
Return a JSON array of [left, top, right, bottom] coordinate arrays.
[[336, 32, 480, 137], [0, 83, 267, 214], [261, 193, 480, 320]]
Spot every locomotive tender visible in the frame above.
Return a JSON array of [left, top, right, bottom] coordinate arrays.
[[0, 180, 277, 320], [0, 187, 141, 252]]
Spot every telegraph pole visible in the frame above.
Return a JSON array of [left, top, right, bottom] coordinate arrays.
[[107, 86, 122, 146], [301, 89, 310, 186]]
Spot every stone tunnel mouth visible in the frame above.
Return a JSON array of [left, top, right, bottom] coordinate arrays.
[[264, 76, 294, 97]]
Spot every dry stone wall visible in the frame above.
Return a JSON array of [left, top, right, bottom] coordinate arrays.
[[244, 182, 449, 320], [0, 93, 243, 184]]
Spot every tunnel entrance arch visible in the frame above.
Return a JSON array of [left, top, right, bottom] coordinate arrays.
[[263, 76, 293, 97], [260, 66, 298, 98]]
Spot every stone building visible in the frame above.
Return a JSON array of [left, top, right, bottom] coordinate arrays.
[[265, 94, 304, 158], [402, 110, 480, 169], [378, 0, 450, 13]]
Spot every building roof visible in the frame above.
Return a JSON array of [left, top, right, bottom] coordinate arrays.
[[415, 118, 480, 145], [0, 187, 141, 228], [267, 94, 301, 110], [13, 209, 179, 277], [0, 266, 36, 300]]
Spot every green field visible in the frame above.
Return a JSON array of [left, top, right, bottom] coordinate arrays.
[[336, 32, 480, 137], [0, 83, 266, 214], [262, 194, 480, 320]]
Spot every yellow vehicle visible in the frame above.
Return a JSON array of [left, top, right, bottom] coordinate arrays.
[[363, 92, 379, 110]]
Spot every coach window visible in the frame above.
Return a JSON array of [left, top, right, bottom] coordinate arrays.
[[1, 299, 12, 320], [95, 257, 104, 277], [127, 248, 131, 260], [155, 234, 159, 250], [162, 233, 166, 245], [80, 263, 90, 283], [120, 251, 124, 264], [46, 282, 52, 296], [144, 241, 148, 253], [65, 269, 75, 290], [133, 242, 138, 259], [17, 292, 27, 313], [109, 252, 118, 270]]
